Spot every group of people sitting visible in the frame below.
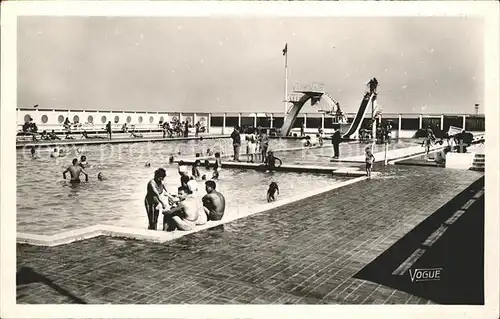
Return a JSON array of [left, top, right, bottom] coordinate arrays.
[[161, 119, 190, 138], [63, 117, 84, 132], [423, 126, 475, 166], [144, 166, 226, 232]]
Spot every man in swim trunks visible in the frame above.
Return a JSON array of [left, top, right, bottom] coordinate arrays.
[[106, 121, 112, 139], [144, 168, 171, 230], [63, 158, 89, 183], [202, 180, 226, 221], [260, 129, 269, 163], [163, 186, 201, 231]]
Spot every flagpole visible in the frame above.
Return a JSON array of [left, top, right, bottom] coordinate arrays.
[[284, 46, 288, 115]]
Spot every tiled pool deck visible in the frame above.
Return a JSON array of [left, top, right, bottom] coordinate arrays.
[[17, 165, 484, 305]]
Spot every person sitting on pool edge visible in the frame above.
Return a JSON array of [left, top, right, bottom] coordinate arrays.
[[49, 130, 61, 140], [162, 185, 205, 231], [202, 180, 226, 221], [265, 151, 282, 171], [63, 158, 89, 183]]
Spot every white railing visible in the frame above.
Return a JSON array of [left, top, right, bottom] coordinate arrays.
[[292, 83, 325, 93]]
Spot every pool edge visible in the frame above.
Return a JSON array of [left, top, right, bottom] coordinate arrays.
[[16, 174, 370, 247]]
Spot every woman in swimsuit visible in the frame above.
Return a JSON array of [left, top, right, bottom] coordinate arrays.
[[144, 168, 169, 230]]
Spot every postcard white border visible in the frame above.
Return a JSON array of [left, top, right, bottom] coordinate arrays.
[[1, 1, 499, 319]]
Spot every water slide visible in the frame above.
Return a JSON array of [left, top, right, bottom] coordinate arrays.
[[341, 91, 375, 139]]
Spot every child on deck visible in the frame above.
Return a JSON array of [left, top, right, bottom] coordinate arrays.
[[365, 147, 375, 179], [267, 182, 280, 202]]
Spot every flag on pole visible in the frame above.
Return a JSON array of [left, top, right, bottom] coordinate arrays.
[[282, 43, 288, 56]]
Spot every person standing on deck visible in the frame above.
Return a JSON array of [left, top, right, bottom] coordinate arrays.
[[365, 147, 375, 179], [184, 121, 189, 137], [368, 78, 378, 94], [106, 121, 112, 139], [144, 168, 173, 230], [332, 125, 341, 159], [260, 129, 269, 163], [195, 122, 201, 137], [231, 126, 241, 162], [300, 123, 305, 137], [422, 125, 436, 158]]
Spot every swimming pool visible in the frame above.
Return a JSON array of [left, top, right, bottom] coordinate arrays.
[[227, 138, 423, 166], [17, 138, 349, 235]]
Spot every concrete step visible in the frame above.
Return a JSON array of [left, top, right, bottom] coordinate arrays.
[[473, 163, 485, 168], [475, 154, 485, 158], [470, 167, 485, 172]]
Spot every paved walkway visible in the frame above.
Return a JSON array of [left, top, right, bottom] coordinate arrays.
[[16, 166, 484, 304]]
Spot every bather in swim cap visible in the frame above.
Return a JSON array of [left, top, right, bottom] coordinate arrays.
[[187, 179, 198, 193]]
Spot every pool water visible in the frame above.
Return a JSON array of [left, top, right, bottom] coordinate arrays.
[[17, 138, 349, 235], [234, 139, 422, 166]]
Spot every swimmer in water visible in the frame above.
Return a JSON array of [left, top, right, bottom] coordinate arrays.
[[206, 148, 213, 156], [145, 162, 151, 167], [267, 182, 280, 202], [50, 148, 59, 158], [63, 158, 89, 183], [144, 168, 170, 230], [180, 174, 190, 188], [97, 172, 106, 181], [202, 174, 207, 180], [211, 153, 222, 180], [169, 156, 175, 164], [59, 149, 65, 157], [178, 161, 192, 184], [30, 146, 36, 158], [192, 160, 201, 179], [79, 155, 88, 168]]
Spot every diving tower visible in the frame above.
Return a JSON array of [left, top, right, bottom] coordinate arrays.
[[280, 83, 344, 137], [280, 80, 378, 139]]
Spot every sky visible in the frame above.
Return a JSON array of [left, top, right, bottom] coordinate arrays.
[[17, 16, 484, 114]]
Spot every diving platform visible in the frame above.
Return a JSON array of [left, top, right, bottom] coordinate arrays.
[[292, 83, 325, 95]]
